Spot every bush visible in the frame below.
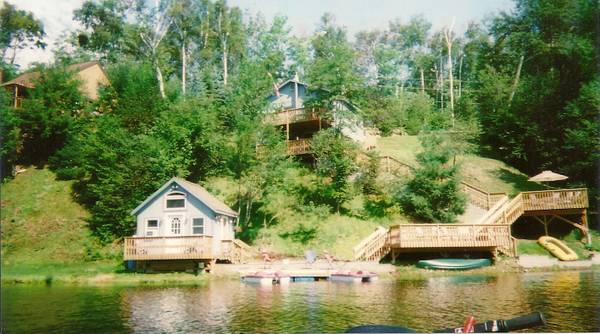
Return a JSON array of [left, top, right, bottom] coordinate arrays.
[[396, 134, 466, 223]]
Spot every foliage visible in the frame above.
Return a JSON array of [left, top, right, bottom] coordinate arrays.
[[397, 134, 466, 223], [0, 90, 20, 180], [99, 61, 167, 132], [0, 2, 46, 64], [311, 129, 358, 212], [475, 0, 599, 192], [305, 14, 364, 108], [18, 65, 85, 165]]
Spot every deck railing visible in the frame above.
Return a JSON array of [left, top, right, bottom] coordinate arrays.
[[264, 108, 326, 125], [220, 239, 253, 263], [388, 224, 513, 250], [124, 236, 213, 260], [481, 194, 524, 225], [521, 189, 588, 211], [287, 138, 312, 155], [461, 182, 507, 210], [353, 226, 389, 261]]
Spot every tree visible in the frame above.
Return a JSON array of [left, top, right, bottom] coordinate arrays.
[[475, 0, 598, 192], [306, 14, 363, 108], [168, 0, 208, 96], [0, 89, 20, 180], [73, 0, 128, 61], [212, 0, 244, 86], [0, 2, 46, 65], [311, 129, 358, 212], [397, 134, 466, 223], [134, 0, 172, 99], [19, 65, 85, 165]]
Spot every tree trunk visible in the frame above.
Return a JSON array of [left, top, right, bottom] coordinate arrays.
[[420, 68, 425, 94], [508, 54, 524, 106], [222, 38, 228, 86], [181, 41, 187, 96], [155, 59, 166, 99], [458, 55, 463, 99], [444, 25, 455, 127]]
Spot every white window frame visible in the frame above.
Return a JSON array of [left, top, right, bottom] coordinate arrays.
[[169, 216, 183, 235], [146, 218, 159, 236], [192, 218, 205, 235], [164, 191, 186, 211]]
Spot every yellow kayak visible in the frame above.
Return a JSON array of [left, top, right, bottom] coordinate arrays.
[[538, 236, 578, 261]]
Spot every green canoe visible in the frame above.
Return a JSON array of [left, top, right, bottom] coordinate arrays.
[[416, 258, 492, 270]]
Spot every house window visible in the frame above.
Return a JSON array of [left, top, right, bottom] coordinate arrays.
[[171, 217, 182, 235], [192, 218, 204, 235], [166, 192, 186, 209], [146, 219, 159, 236]]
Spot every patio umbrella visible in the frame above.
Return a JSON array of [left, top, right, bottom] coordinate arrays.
[[528, 170, 568, 182]]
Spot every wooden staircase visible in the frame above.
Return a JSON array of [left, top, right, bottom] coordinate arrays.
[[352, 226, 389, 261], [351, 157, 589, 261]]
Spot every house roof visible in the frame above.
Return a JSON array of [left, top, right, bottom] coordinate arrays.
[[130, 177, 238, 217], [1, 60, 102, 88]]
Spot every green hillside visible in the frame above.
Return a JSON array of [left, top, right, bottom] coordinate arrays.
[[0, 168, 116, 265], [0, 136, 592, 266], [376, 135, 547, 195]]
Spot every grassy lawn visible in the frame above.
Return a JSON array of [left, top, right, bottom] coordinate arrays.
[[375, 135, 547, 195], [1, 168, 118, 266]]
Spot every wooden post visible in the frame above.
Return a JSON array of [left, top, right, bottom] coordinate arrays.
[[583, 209, 591, 245], [286, 112, 290, 140], [543, 216, 549, 236], [14, 85, 18, 108]]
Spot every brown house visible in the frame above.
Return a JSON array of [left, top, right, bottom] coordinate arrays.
[[1, 60, 110, 108]]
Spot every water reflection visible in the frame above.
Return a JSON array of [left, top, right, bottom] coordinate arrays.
[[2, 271, 599, 333]]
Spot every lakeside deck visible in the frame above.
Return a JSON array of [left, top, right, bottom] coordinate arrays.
[[353, 185, 590, 261], [123, 236, 251, 264]]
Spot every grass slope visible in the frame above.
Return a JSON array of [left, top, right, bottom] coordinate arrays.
[[376, 135, 547, 195], [1, 168, 114, 265]]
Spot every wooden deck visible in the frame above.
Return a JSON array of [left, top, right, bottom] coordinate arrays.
[[352, 181, 589, 261], [123, 236, 251, 263], [264, 108, 326, 126]]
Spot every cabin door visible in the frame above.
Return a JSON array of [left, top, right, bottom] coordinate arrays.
[[167, 215, 183, 236]]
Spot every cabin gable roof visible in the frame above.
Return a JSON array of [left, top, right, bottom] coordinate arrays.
[[1, 60, 107, 89], [131, 177, 238, 217]]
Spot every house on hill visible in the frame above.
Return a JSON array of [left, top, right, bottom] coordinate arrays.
[[124, 177, 250, 270], [264, 75, 376, 155], [1, 60, 109, 108]]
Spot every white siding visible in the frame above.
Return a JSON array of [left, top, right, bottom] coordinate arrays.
[[134, 182, 235, 241]]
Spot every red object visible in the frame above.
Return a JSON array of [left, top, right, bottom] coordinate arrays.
[[462, 316, 476, 333]]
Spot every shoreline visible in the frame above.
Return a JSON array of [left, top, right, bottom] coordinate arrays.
[[2, 255, 599, 286]]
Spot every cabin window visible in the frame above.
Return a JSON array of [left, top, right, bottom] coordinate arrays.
[[192, 218, 204, 235], [165, 192, 186, 209], [146, 218, 159, 236]]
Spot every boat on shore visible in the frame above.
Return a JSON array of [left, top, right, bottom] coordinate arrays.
[[417, 258, 492, 270], [330, 270, 378, 283], [242, 271, 291, 285], [538, 236, 578, 261]]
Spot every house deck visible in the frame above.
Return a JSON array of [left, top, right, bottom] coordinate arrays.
[[353, 176, 590, 261]]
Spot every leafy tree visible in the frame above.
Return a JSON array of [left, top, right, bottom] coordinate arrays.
[[0, 89, 20, 180], [397, 134, 466, 223], [311, 129, 358, 212], [306, 14, 364, 108], [73, 0, 128, 61], [0, 2, 46, 64], [98, 61, 166, 133], [475, 0, 598, 191], [19, 65, 85, 165]]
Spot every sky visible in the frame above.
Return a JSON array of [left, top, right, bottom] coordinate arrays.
[[9, 0, 514, 69]]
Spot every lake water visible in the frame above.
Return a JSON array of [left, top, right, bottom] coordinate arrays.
[[2, 270, 600, 333]]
